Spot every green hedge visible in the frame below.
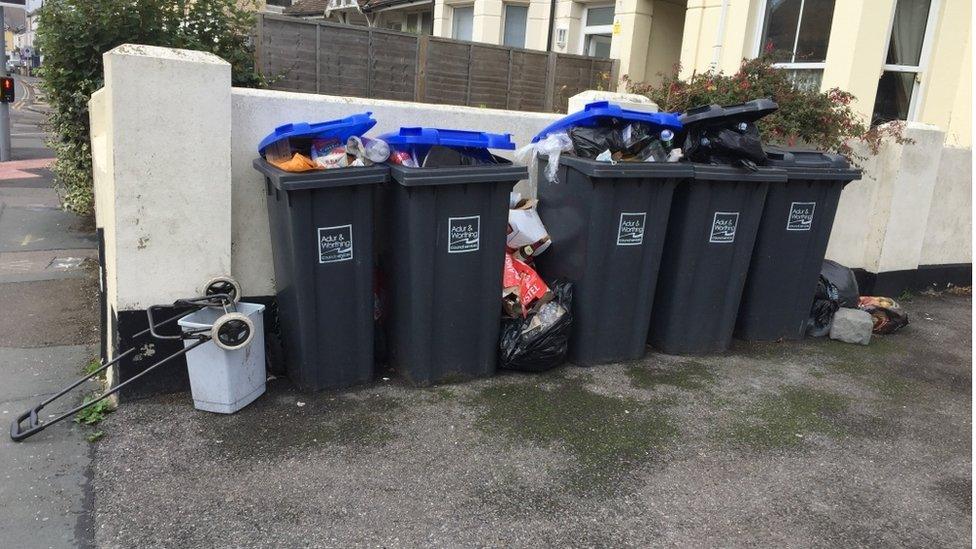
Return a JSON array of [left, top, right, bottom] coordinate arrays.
[[627, 55, 908, 162], [37, 0, 263, 215]]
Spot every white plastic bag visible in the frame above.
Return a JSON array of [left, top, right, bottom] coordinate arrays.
[[515, 131, 573, 184]]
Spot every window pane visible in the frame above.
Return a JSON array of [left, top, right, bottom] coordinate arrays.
[[585, 34, 612, 58], [503, 5, 528, 48], [872, 71, 916, 125], [794, 0, 835, 62], [784, 68, 823, 91], [761, 0, 801, 62], [585, 6, 615, 27], [886, 0, 931, 66], [421, 11, 433, 35], [452, 6, 473, 41]]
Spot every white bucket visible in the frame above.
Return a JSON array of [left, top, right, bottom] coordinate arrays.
[[177, 302, 266, 414]]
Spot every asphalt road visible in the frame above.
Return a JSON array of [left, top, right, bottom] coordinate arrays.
[[0, 74, 99, 549]]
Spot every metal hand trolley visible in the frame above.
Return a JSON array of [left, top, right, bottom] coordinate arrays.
[[10, 277, 255, 442]]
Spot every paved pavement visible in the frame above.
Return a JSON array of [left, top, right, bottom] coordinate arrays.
[[0, 74, 99, 549], [93, 293, 972, 548]]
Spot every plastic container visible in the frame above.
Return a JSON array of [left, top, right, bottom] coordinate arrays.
[[535, 156, 692, 365], [379, 127, 526, 386], [648, 165, 787, 354], [735, 148, 862, 341], [253, 158, 388, 391], [178, 302, 266, 414]]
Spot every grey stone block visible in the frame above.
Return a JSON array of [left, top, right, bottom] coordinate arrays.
[[829, 307, 874, 345]]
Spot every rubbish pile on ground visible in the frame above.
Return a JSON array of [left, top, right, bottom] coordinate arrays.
[[808, 259, 910, 343], [498, 192, 572, 371]]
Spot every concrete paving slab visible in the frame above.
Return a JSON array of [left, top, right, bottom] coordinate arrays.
[[0, 205, 96, 253], [0, 344, 97, 549], [0, 274, 99, 348], [92, 294, 972, 548], [0, 185, 60, 208]]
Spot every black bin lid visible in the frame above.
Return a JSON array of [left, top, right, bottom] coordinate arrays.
[[680, 98, 779, 127], [764, 147, 862, 182]]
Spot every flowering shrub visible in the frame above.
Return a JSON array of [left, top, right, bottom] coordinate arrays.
[[626, 55, 909, 162]]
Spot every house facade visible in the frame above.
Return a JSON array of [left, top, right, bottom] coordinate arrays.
[[276, 0, 971, 148]]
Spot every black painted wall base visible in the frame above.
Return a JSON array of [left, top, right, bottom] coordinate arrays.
[[853, 263, 972, 296], [108, 296, 281, 401]]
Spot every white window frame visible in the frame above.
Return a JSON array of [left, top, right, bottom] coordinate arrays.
[[750, 0, 828, 80], [501, 2, 530, 49], [877, 0, 940, 121], [578, 4, 614, 57]]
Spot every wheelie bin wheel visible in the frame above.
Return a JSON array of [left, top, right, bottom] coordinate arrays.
[[211, 313, 255, 351]]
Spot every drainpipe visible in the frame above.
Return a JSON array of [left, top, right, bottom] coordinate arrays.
[[710, 0, 731, 71], [545, 0, 557, 51]]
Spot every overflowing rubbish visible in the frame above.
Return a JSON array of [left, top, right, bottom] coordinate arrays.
[[258, 113, 390, 172], [858, 296, 909, 334], [499, 280, 573, 372], [829, 307, 874, 345], [808, 275, 841, 337], [503, 252, 549, 318], [679, 99, 778, 170], [10, 277, 260, 441], [522, 101, 684, 183], [821, 259, 860, 308], [507, 195, 551, 261], [380, 127, 510, 168]]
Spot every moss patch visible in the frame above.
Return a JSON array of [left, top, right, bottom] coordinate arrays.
[[627, 361, 715, 391], [204, 393, 400, 458], [473, 378, 677, 494], [723, 386, 849, 450]]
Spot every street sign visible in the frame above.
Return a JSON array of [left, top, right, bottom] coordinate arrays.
[[0, 77, 14, 103], [0, 1, 26, 9]]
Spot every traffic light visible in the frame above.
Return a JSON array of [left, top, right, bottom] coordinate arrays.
[[0, 77, 13, 103]]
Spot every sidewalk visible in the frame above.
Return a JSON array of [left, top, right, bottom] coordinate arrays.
[[0, 90, 98, 548]]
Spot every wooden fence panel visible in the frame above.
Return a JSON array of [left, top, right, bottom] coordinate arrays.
[[424, 39, 471, 106], [369, 31, 419, 101], [262, 17, 318, 93], [258, 15, 619, 113], [468, 45, 510, 109], [508, 51, 549, 112], [317, 25, 370, 97]]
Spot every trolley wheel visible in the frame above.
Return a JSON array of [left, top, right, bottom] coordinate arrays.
[[211, 313, 254, 351], [204, 276, 242, 305]]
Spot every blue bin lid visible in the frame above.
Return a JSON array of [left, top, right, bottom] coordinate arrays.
[[257, 112, 377, 154], [379, 127, 516, 150], [532, 101, 683, 143]]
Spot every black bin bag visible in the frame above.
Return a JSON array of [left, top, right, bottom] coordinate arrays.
[[680, 99, 778, 170], [499, 281, 573, 372]]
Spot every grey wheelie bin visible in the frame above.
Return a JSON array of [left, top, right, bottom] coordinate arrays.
[[380, 127, 526, 386], [253, 113, 385, 391], [536, 157, 693, 365], [648, 99, 787, 354], [735, 148, 862, 341]]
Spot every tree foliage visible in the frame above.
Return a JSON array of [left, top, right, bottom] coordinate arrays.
[[627, 54, 909, 162], [36, 0, 263, 214]]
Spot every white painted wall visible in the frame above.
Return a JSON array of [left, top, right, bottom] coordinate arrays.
[[92, 45, 971, 320], [230, 88, 560, 297]]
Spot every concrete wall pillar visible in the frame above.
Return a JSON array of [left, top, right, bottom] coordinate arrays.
[[433, 0, 450, 36], [93, 44, 232, 312], [820, 0, 895, 123], [551, 0, 584, 54], [473, 0, 504, 43], [679, 0, 758, 78], [826, 123, 946, 276], [609, 0, 654, 89], [525, 0, 553, 50]]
